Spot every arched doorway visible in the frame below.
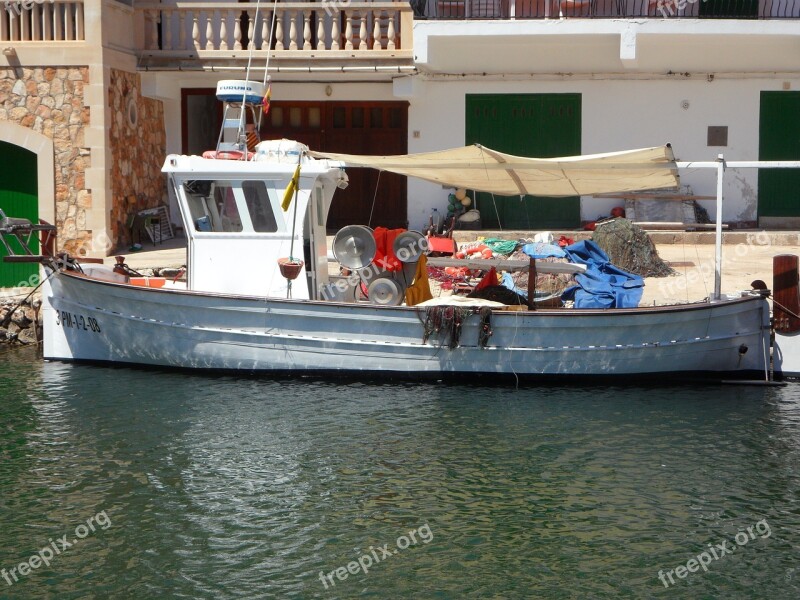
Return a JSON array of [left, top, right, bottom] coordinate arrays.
[[0, 142, 39, 287]]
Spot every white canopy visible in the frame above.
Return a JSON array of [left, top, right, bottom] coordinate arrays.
[[309, 144, 679, 197]]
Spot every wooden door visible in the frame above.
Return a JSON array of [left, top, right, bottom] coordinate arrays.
[[261, 101, 408, 230]]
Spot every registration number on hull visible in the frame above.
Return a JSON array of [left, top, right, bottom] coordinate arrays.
[[56, 311, 101, 333]]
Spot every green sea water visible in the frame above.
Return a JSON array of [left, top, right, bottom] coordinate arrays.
[[1, 345, 799, 599]]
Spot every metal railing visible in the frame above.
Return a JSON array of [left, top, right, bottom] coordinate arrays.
[[1, 1, 85, 42], [136, 2, 411, 54], [413, 0, 799, 18]]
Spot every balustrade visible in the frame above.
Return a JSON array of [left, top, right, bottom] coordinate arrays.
[[136, 2, 409, 54], [1, 1, 85, 42]]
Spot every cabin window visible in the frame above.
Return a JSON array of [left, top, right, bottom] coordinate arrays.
[[242, 181, 279, 232], [183, 180, 243, 232], [183, 180, 220, 232], [182, 179, 281, 234], [315, 186, 324, 227], [214, 183, 244, 232]]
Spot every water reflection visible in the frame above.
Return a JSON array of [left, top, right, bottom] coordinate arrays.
[[0, 352, 797, 598]]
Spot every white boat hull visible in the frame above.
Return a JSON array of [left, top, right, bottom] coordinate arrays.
[[42, 271, 771, 380]]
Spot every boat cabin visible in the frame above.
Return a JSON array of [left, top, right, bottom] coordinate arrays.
[[163, 142, 343, 300]]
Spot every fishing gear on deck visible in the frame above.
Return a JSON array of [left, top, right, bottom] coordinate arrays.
[[422, 305, 493, 349]]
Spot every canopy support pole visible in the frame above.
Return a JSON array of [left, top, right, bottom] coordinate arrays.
[[714, 154, 725, 301]]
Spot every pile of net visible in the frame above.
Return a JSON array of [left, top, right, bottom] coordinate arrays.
[[591, 218, 675, 278], [501, 250, 576, 297]]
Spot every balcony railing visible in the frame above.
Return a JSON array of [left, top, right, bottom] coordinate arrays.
[[136, 2, 412, 56], [413, 0, 799, 18], [1, 1, 85, 42]]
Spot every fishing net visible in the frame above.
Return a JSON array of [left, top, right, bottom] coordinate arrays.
[[591, 218, 675, 278], [505, 250, 575, 296]]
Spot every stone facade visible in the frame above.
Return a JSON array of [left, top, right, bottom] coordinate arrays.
[[0, 296, 41, 346], [0, 66, 91, 255], [108, 69, 166, 248]]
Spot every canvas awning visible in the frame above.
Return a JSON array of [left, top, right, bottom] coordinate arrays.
[[308, 144, 679, 197]]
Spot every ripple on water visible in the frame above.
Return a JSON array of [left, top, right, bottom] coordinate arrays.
[[1, 355, 799, 598]]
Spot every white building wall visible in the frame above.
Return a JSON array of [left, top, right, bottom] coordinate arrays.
[[401, 75, 800, 231]]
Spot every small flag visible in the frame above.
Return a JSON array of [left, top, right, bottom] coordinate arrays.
[[262, 83, 272, 115], [281, 164, 301, 211]]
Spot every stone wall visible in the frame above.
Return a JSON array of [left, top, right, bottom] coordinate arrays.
[[108, 69, 166, 248], [0, 296, 41, 346], [0, 67, 92, 255]]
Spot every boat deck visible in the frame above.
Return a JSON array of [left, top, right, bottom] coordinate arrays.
[[99, 230, 800, 307]]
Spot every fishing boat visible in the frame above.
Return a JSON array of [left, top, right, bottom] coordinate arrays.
[[2, 81, 795, 382]]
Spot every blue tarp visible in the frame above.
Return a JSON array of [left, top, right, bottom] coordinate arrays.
[[560, 240, 643, 309]]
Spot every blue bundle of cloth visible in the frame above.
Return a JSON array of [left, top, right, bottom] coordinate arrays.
[[559, 240, 643, 309]]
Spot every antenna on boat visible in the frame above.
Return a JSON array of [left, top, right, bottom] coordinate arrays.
[[237, 0, 263, 152], [257, 0, 280, 133], [209, 0, 279, 159], [231, 0, 279, 149]]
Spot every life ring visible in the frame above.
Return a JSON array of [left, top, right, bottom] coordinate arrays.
[[202, 150, 254, 161]]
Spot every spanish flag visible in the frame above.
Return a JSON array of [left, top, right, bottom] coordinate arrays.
[[281, 164, 300, 211], [262, 83, 272, 115]]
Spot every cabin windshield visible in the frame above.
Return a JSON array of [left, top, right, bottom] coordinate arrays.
[[182, 179, 282, 234]]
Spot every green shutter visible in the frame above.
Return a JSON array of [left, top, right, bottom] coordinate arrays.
[[758, 92, 800, 218], [465, 94, 581, 229], [0, 142, 39, 287]]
